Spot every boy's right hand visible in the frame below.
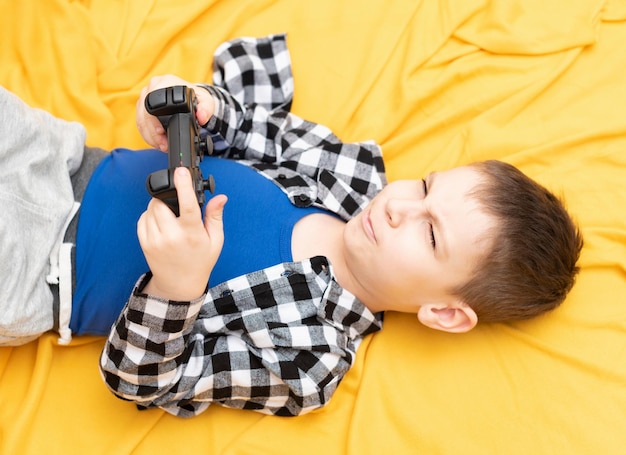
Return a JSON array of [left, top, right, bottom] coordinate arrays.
[[138, 166, 227, 302], [136, 75, 215, 152]]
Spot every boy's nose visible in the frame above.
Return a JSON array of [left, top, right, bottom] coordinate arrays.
[[386, 199, 425, 227]]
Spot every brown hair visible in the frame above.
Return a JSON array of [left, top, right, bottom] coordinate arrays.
[[454, 160, 584, 323]]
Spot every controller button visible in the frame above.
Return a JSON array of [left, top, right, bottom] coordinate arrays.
[[147, 90, 167, 109], [295, 194, 311, 206], [172, 85, 185, 104], [148, 170, 171, 192]]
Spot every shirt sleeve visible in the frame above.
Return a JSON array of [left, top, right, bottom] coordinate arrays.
[[197, 34, 386, 219], [202, 84, 385, 195], [99, 266, 363, 418]]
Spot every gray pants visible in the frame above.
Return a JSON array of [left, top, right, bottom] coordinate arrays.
[[0, 86, 86, 345]]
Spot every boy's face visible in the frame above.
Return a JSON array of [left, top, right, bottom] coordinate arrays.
[[343, 166, 496, 313]]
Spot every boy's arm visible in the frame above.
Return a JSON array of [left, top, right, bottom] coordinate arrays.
[[99, 261, 373, 418], [201, 33, 385, 195], [135, 77, 385, 212], [201, 83, 386, 199], [135, 34, 386, 217]]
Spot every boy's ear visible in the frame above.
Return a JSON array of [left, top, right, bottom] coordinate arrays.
[[417, 302, 478, 333]]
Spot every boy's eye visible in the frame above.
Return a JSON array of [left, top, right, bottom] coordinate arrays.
[[428, 223, 436, 249], [422, 179, 436, 248]]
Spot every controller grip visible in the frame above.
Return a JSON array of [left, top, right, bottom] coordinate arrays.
[[145, 85, 194, 126], [146, 168, 180, 216], [146, 167, 214, 217]]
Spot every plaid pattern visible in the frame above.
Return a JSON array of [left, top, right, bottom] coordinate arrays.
[[202, 33, 387, 221], [100, 35, 385, 417]]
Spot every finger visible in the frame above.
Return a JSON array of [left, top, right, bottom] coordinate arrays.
[[138, 118, 166, 151], [195, 107, 209, 128], [173, 167, 201, 220], [136, 85, 167, 151], [204, 194, 227, 244], [140, 199, 165, 237], [152, 124, 168, 152], [137, 204, 162, 251], [137, 211, 148, 247], [193, 87, 215, 126]]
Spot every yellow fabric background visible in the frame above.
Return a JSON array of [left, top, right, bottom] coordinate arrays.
[[1, 0, 625, 453]]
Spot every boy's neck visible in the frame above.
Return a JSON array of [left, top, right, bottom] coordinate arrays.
[[292, 213, 345, 264], [291, 212, 381, 313]]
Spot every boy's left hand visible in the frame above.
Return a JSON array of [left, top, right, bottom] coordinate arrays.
[[138, 166, 227, 301], [136, 74, 214, 152]]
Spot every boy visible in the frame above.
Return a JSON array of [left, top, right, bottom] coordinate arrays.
[[100, 36, 582, 417], [0, 35, 582, 416]]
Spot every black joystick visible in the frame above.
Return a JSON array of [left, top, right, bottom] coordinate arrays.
[[145, 85, 215, 216]]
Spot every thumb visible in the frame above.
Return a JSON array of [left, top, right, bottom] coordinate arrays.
[[204, 194, 227, 242]]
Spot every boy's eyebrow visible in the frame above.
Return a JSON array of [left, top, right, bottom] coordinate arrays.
[[426, 172, 449, 260]]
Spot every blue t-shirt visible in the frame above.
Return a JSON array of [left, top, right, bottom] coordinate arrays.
[[70, 148, 327, 335]]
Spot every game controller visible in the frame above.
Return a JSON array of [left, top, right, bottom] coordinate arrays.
[[145, 85, 215, 216]]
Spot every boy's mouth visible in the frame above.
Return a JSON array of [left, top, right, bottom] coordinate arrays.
[[362, 209, 377, 243]]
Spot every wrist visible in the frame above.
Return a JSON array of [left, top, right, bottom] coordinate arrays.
[[143, 274, 207, 302]]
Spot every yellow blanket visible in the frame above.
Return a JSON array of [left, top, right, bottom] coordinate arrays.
[[1, 0, 625, 453]]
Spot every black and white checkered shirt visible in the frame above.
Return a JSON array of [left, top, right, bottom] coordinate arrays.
[[100, 34, 386, 418]]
